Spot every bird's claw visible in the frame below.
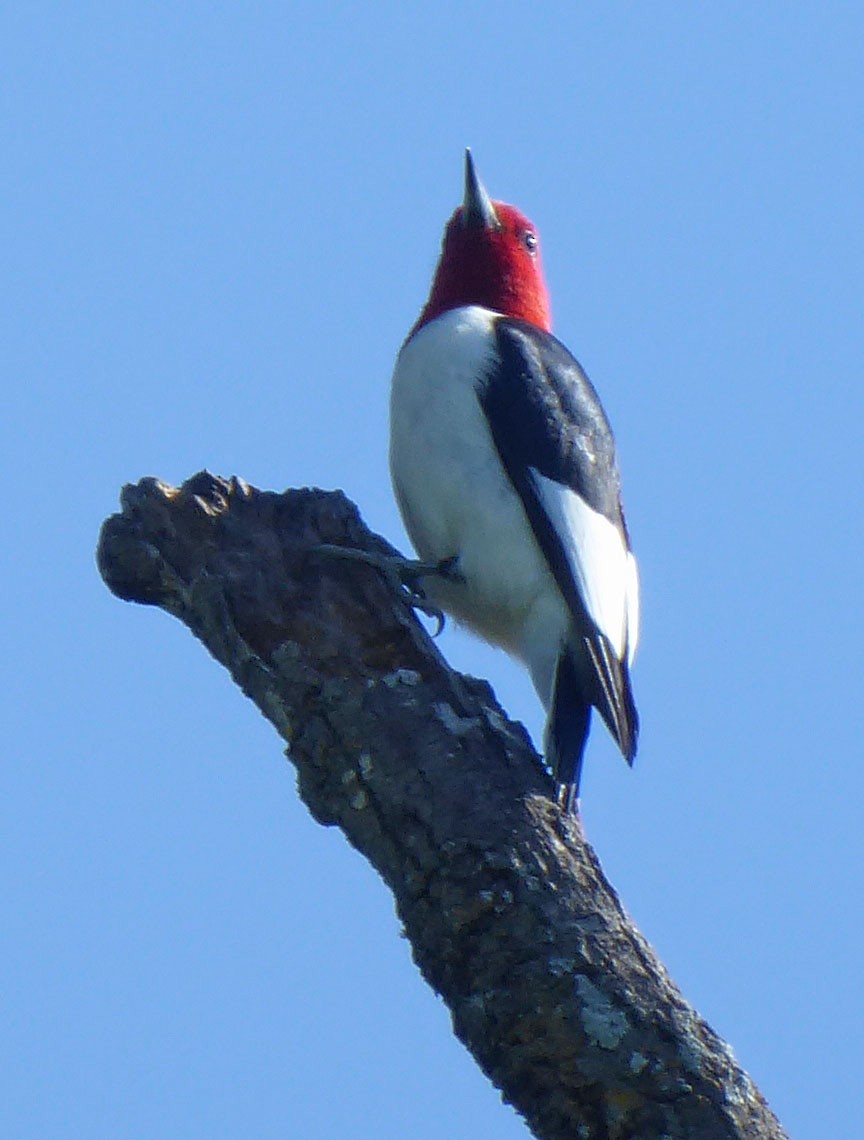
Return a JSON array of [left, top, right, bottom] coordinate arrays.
[[312, 544, 455, 635], [403, 590, 446, 636]]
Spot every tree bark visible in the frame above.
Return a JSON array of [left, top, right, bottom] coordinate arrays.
[[96, 471, 788, 1140]]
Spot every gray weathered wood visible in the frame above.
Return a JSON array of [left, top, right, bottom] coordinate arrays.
[[97, 471, 788, 1140]]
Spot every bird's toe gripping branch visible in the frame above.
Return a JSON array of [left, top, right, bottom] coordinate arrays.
[[312, 544, 461, 636]]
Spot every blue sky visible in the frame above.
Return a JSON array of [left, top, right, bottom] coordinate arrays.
[[3, 3, 862, 1136]]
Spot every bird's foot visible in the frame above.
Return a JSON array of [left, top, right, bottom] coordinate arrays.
[[556, 781, 581, 817], [313, 545, 461, 635]]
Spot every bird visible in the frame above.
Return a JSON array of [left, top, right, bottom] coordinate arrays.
[[389, 151, 639, 812]]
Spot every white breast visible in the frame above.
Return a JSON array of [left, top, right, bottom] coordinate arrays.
[[389, 305, 568, 665]]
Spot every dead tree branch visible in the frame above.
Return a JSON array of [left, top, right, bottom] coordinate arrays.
[[96, 471, 787, 1140]]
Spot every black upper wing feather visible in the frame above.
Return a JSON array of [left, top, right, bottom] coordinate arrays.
[[477, 317, 631, 630], [477, 318, 638, 763], [480, 319, 626, 527]]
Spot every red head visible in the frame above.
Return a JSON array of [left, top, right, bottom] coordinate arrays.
[[413, 151, 552, 335]]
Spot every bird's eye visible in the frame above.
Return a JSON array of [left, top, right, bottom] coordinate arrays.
[[522, 230, 538, 255]]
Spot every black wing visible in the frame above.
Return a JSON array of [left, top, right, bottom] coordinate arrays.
[[477, 317, 638, 778]]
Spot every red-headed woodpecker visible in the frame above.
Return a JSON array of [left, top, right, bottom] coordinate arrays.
[[390, 152, 639, 811]]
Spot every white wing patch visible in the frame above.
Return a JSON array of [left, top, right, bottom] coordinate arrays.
[[624, 550, 639, 666], [530, 470, 639, 663]]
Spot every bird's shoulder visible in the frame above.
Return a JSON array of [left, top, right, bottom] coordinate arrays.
[[479, 317, 623, 522]]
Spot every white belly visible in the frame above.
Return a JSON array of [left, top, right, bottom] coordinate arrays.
[[389, 305, 568, 687]]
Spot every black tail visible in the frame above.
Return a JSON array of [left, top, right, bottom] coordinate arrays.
[[547, 640, 639, 813], [547, 650, 591, 813]]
